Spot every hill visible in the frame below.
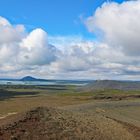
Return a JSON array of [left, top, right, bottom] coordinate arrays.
[[0, 106, 139, 140], [20, 76, 46, 81], [82, 80, 140, 91]]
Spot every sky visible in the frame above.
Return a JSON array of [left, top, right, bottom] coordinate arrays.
[[0, 0, 140, 80], [0, 0, 124, 38]]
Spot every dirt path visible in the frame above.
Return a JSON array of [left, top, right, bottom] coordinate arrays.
[[0, 112, 17, 120]]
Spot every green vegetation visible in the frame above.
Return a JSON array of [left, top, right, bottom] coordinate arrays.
[[1, 85, 140, 101], [57, 89, 140, 96], [0, 84, 140, 116]]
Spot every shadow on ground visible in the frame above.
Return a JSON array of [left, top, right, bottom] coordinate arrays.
[[0, 89, 39, 101]]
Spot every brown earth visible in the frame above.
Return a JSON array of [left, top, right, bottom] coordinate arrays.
[[0, 106, 139, 140]]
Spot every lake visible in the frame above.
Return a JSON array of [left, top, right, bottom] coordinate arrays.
[[0, 80, 92, 86]]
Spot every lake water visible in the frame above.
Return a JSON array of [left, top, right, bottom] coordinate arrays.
[[0, 80, 92, 86]]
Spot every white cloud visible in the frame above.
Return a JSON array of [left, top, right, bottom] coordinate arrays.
[[0, 18, 57, 67], [18, 28, 56, 65], [0, 16, 11, 26], [1, 0, 140, 82], [0, 17, 57, 78], [0, 17, 25, 44], [85, 0, 140, 56]]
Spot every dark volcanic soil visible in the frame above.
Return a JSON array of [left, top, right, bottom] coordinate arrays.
[[0, 107, 139, 140]]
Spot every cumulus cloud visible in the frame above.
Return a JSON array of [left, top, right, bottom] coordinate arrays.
[[85, 0, 140, 56], [1, 0, 140, 81], [0, 17, 25, 44], [0, 16, 57, 78], [19, 28, 56, 65]]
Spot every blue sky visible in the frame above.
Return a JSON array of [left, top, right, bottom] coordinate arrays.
[[0, 0, 125, 39], [0, 0, 139, 80]]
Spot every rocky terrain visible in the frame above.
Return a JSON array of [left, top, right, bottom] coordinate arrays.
[[0, 106, 140, 140]]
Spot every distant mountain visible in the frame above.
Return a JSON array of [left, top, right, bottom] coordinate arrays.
[[81, 80, 140, 91], [20, 76, 46, 81]]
